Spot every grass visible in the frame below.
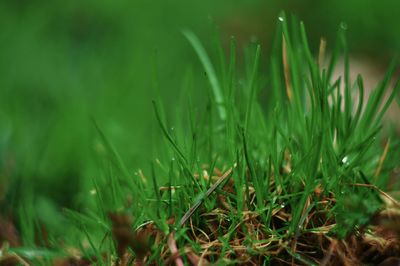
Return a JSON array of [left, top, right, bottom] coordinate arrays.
[[1, 12, 400, 265]]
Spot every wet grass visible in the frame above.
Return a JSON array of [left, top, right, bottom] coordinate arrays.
[[1, 12, 400, 265]]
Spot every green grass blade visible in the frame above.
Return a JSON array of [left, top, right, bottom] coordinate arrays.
[[183, 30, 226, 120]]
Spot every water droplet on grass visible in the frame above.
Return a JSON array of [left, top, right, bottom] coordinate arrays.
[[278, 17, 284, 22], [298, 225, 303, 231]]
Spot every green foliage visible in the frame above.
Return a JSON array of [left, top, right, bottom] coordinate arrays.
[[1, 5, 399, 264], [67, 14, 400, 260]]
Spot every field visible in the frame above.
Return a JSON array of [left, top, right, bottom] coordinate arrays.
[[0, 1, 400, 265]]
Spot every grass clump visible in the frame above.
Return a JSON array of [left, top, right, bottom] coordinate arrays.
[[1, 13, 400, 265]]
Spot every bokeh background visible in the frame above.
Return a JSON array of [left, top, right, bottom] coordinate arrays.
[[1, 0, 399, 214]]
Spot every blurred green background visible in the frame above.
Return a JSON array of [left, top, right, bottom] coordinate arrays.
[[1, 0, 399, 212]]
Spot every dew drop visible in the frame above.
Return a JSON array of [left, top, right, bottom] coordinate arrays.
[[298, 225, 302, 230], [341, 156, 349, 164], [280, 203, 286, 208], [278, 16, 284, 22]]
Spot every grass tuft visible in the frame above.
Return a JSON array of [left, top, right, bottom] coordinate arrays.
[[1, 13, 399, 265]]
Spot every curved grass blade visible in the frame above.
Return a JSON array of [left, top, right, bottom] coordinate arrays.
[[183, 30, 226, 120]]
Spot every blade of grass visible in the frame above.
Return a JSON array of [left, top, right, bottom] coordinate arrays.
[[183, 30, 226, 120]]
